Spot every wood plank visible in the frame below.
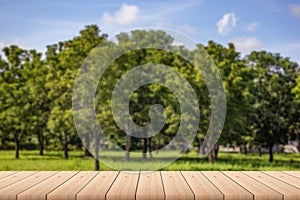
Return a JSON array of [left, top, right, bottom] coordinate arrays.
[[161, 171, 194, 200], [106, 171, 139, 200], [0, 171, 57, 200], [17, 171, 78, 200], [0, 171, 37, 189], [0, 171, 18, 179], [202, 171, 253, 200], [76, 171, 119, 200], [47, 171, 98, 200], [243, 171, 300, 200], [181, 171, 223, 200], [223, 171, 282, 200], [136, 171, 164, 200], [0, 170, 300, 200], [283, 171, 300, 179], [263, 171, 300, 190]]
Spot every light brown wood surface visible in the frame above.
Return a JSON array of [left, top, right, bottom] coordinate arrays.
[[0, 171, 37, 189], [136, 171, 165, 200], [181, 171, 223, 200], [243, 171, 300, 200], [0, 171, 57, 200], [202, 171, 253, 200], [222, 171, 282, 200], [161, 171, 194, 200], [77, 171, 119, 200], [263, 171, 300, 190], [0, 171, 17, 179], [0, 171, 299, 200], [47, 171, 98, 200], [106, 171, 139, 200], [283, 171, 300, 178], [17, 171, 78, 200]]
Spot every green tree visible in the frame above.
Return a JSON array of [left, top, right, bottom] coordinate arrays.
[[23, 49, 49, 155], [0, 45, 30, 158], [46, 25, 106, 169], [202, 41, 251, 162], [247, 51, 298, 162]]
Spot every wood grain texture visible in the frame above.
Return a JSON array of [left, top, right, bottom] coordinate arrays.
[[283, 171, 300, 179], [136, 171, 165, 200], [202, 171, 253, 200], [0, 171, 57, 200], [0, 171, 299, 200], [181, 171, 223, 200], [161, 171, 194, 200], [263, 171, 300, 190], [17, 171, 78, 200], [47, 171, 98, 200], [0, 171, 17, 179], [243, 171, 300, 200], [222, 171, 282, 200], [76, 171, 119, 200], [0, 171, 37, 189], [106, 171, 139, 200]]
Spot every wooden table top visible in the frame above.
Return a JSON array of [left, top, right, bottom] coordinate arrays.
[[0, 171, 299, 200]]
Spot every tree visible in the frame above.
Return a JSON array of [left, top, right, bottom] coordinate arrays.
[[0, 45, 30, 158], [247, 51, 298, 162], [201, 41, 251, 162], [291, 73, 300, 147], [46, 25, 106, 162], [23, 49, 49, 155]]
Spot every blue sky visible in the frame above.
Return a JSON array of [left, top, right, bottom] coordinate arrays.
[[0, 0, 300, 63]]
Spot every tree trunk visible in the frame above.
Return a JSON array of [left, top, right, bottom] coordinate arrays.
[[38, 132, 44, 156], [155, 139, 159, 155], [95, 157, 100, 171], [208, 151, 215, 163], [148, 137, 153, 159], [268, 143, 274, 162], [63, 131, 68, 159], [142, 138, 147, 160], [240, 144, 248, 154], [94, 132, 100, 171], [258, 145, 262, 157], [198, 138, 202, 153], [84, 134, 92, 157], [125, 134, 131, 161], [214, 145, 219, 160], [85, 148, 92, 157], [244, 145, 248, 155], [125, 120, 132, 161], [14, 133, 19, 159], [208, 145, 216, 163]]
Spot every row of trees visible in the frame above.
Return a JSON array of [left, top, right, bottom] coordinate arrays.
[[0, 25, 299, 169]]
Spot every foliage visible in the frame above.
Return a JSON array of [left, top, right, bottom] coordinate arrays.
[[0, 25, 299, 168]]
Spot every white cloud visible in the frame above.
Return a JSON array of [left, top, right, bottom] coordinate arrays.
[[99, 1, 201, 40], [246, 22, 259, 31], [217, 12, 238, 35], [289, 4, 300, 18], [230, 37, 263, 52], [101, 3, 140, 25]]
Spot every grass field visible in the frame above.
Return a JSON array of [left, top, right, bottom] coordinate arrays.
[[0, 150, 300, 171]]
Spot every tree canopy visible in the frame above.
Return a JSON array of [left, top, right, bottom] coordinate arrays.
[[0, 25, 299, 169]]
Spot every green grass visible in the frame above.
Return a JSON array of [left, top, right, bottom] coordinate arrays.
[[0, 150, 299, 171]]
